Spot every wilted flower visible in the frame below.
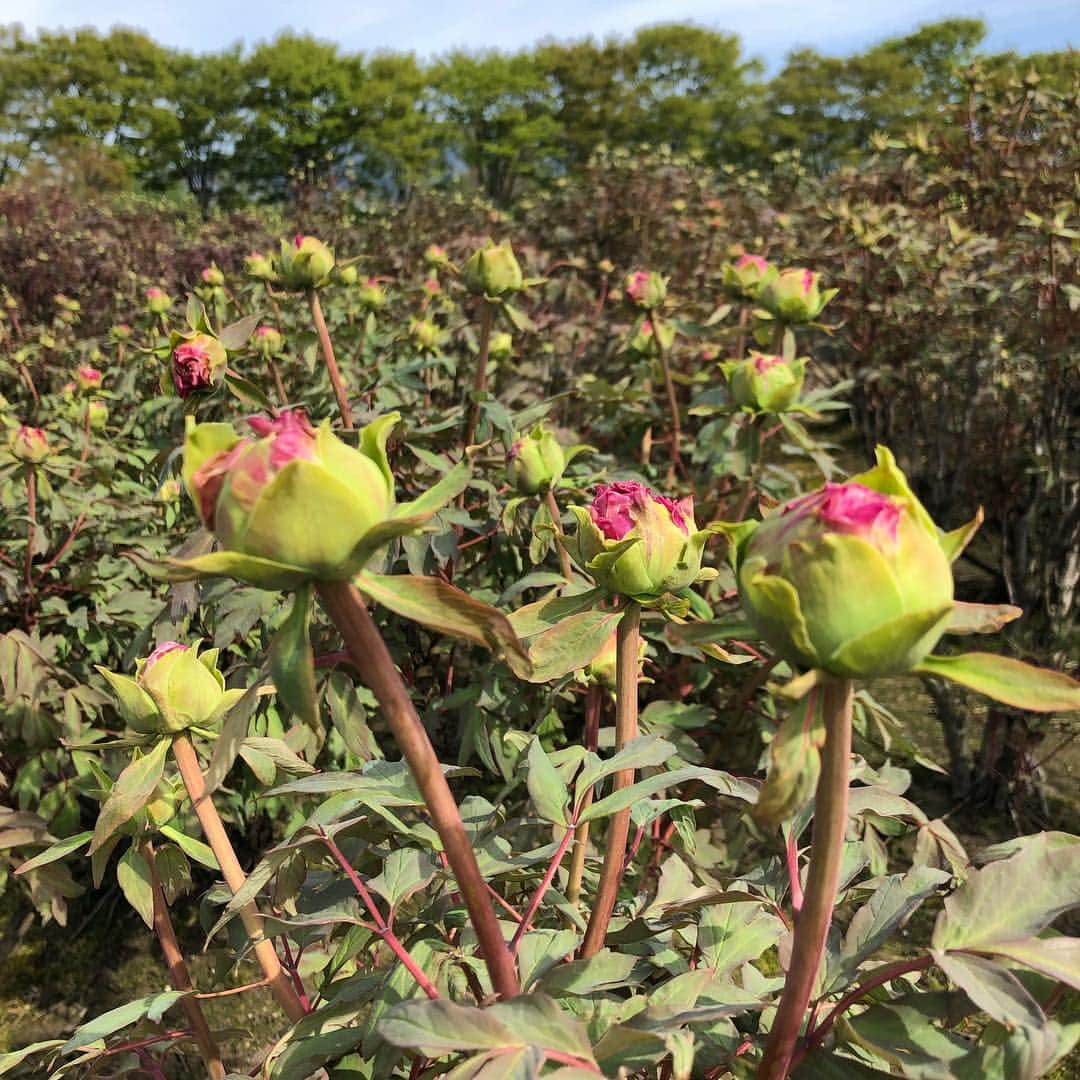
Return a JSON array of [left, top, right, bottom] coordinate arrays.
[[721, 352, 807, 413], [757, 267, 836, 324], [97, 641, 244, 735], [568, 480, 713, 599], [463, 240, 523, 298], [733, 447, 955, 678], [9, 425, 49, 463], [145, 286, 171, 314], [254, 325, 284, 357], [171, 335, 226, 399], [76, 365, 103, 392], [625, 270, 667, 310], [277, 235, 335, 290], [507, 423, 565, 495], [722, 253, 774, 299]]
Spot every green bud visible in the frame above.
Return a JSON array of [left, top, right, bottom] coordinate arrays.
[[98, 641, 244, 735], [721, 253, 774, 300], [277, 235, 335, 290], [721, 352, 807, 413], [734, 447, 955, 678], [254, 325, 285, 357], [336, 264, 359, 286], [9, 425, 49, 463], [624, 270, 668, 310], [244, 252, 277, 282], [489, 331, 513, 360], [629, 318, 675, 356], [463, 240, 523, 298], [507, 423, 566, 495], [757, 267, 837, 324]]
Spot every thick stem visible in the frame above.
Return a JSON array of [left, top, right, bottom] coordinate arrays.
[[23, 467, 36, 626], [142, 841, 226, 1080], [315, 581, 519, 1000], [566, 685, 604, 906], [652, 322, 683, 481], [307, 288, 353, 429], [757, 678, 853, 1080], [171, 734, 308, 1023], [544, 489, 574, 580], [463, 302, 494, 450], [579, 602, 641, 958]]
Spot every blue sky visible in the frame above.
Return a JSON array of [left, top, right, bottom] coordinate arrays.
[[1, 0, 1075, 68]]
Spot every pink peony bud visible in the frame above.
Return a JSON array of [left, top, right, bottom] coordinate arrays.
[[782, 483, 900, 542], [172, 341, 213, 398], [76, 365, 102, 391], [145, 640, 188, 671], [10, 424, 50, 463]]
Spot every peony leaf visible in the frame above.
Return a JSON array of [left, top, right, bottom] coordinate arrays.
[[269, 584, 319, 729], [915, 653, 1080, 712], [753, 689, 824, 826], [89, 738, 170, 854]]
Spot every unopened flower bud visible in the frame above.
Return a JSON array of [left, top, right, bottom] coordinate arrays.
[[489, 331, 513, 360], [625, 270, 668, 310], [244, 252, 276, 281], [336, 264, 359, 286], [98, 641, 243, 735], [734, 448, 954, 678], [86, 399, 108, 431], [757, 267, 836, 324], [722, 352, 806, 413], [10, 425, 49, 463], [145, 287, 171, 314], [629, 318, 675, 356], [200, 264, 225, 287], [463, 240, 523, 298], [278, 235, 335, 290], [111, 323, 133, 342], [424, 244, 450, 267], [568, 480, 712, 599], [506, 423, 565, 495], [76, 365, 103, 392], [722, 253, 774, 299], [254, 325, 284, 357], [358, 278, 387, 311], [410, 318, 441, 350]]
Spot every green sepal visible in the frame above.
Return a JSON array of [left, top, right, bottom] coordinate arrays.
[[940, 506, 984, 562], [166, 550, 310, 589], [914, 653, 1080, 713], [740, 556, 818, 665], [358, 411, 401, 494], [947, 601, 1022, 635], [709, 519, 758, 567], [269, 584, 319, 729], [393, 458, 471, 522], [180, 418, 240, 504], [850, 445, 937, 537], [825, 604, 953, 679], [95, 668, 158, 730]]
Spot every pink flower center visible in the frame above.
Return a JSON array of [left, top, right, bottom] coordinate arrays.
[[626, 271, 650, 300], [801, 269, 815, 295], [255, 325, 274, 337], [753, 354, 783, 374], [78, 365, 102, 382], [590, 480, 690, 540], [736, 254, 768, 272], [145, 641, 187, 671], [782, 482, 900, 542], [247, 409, 318, 469]]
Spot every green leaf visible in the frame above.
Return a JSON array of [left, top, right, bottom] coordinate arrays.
[[540, 950, 638, 996], [242, 737, 315, 775], [219, 313, 260, 350], [203, 681, 261, 795], [158, 825, 219, 870], [355, 571, 529, 670], [0, 1041, 64, 1076], [518, 609, 621, 683], [379, 999, 516, 1055], [517, 929, 579, 991], [526, 738, 569, 825], [14, 831, 93, 876], [117, 846, 154, 929], [754, 690, 824, 826], [269, 585, 319, 729], [574, 736, 677, 801], [368, 848, 438, 911], [580, 765, 755, 823], [507, 588, 602, 639], [933, 951, 1046, 1030], [698, 900, 785, 975], [89, 738, 170, 854], [914, 653, 1080, 712], [985, 936, 1080, 991], [932, 833, 1080, 952], [61, 990, 189, 1052], [393, 459, 472, 523], [224, 371, 276, 411]]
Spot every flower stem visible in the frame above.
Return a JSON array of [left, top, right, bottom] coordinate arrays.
[[307, 288, 353, 430], [510, 821, 576, 955], [579, 601, 641, 958], [315, 580, 520, 1000], [463, 301, 494, 450], [566, 684, 603, 907], [756, 677, 853, 1080], [267, 354, 287, 405], [544, 488, 574, 580], [171, 734, 308, 1023], [22, 466, 36, 627], [652, 319, 683, 483], [141, 840, 226, 1080]]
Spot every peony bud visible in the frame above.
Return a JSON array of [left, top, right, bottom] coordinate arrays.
[[463, 240, 523, 298], [733, 447, 954, 678], [358, 278, 387, 311], [721, 352, 806, 413], [410, 318, 441, 350], [244, 252, 277, 282], [422, 277, 441, 298], [624, 270, 668, 310], [597, 259, 615, 275], [200, 264, 225, 287], [336, 264, 359, 286], [757, 267, 836, 324], [76, 365, 103, 392], [722, 253, 774, 300], [182, 408, 399, 585], [171, 334, 227, 399], [424, 243, 450, 267], [568, 480, 712, 599], [254, 325, 284, 357], [506, 423, 565, 495], [277, 235, 335, 290], [145, 286, 171, 314], [9, 425, 49, 463], [111, 323, 133, 342], [86, 399, 108, 431], [489, 331, 513, 360], [158, 478, 182, 502], [97, 641, 243, 736]]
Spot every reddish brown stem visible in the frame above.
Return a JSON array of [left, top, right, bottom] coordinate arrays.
[[580, 602, 641, 957], [786, 828, 804, 913], [171, 734, 308, 1022], [307, 288, 353, 429], [142, 841, 226, 1079], [463, 301, 494, 450], [321, 830, 439, 999], [267, 354, 287, 405], [315, 581, 519, 999], [510, 823, 577, 954], [22, 467, 36, 626], [757, 678, 853, 1080]]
